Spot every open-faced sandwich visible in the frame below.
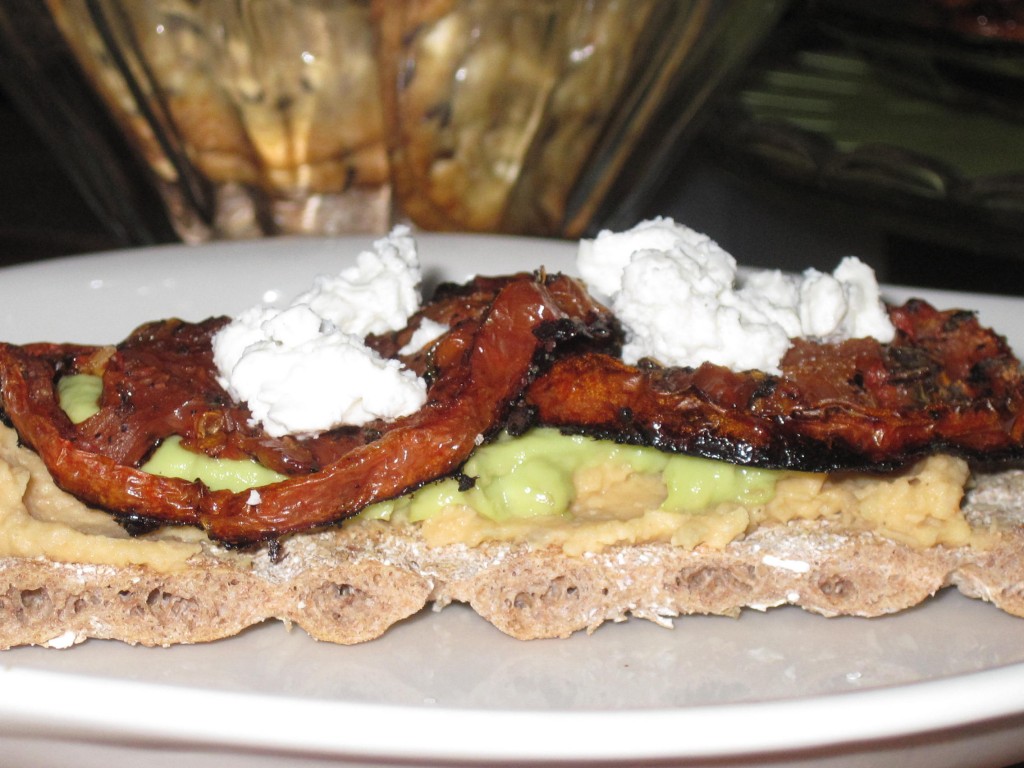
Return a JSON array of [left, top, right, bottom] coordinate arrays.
[[2, 220, 1023, 648]]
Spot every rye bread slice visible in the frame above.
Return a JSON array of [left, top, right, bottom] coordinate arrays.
[[1, 468, 1022, 649]]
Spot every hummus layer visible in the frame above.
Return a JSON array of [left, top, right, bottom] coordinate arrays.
[[0, 425, 209, 572], [0, 423, 979, 573], [404, 451, 972, 556]]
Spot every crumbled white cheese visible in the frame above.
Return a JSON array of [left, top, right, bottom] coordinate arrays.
[[213, 227, 428, 437], [214, 303, 426, 437], [830, 255, 900, 342], [578, 216, 735, 300], [293, 225, 422, 337], [399, 318, 449, 355], [578, 218, 895, 374]]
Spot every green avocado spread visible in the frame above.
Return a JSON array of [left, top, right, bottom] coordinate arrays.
[[362, 428, 780, 523], [58, 374, 287, 493], [57, 374, 103, 424], [58, 374, 780, 517], [140, 436, 288, 493]]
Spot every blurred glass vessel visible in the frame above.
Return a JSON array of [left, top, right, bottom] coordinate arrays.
[[703, 0, 1024, 259], [0, 0, 785, 245]]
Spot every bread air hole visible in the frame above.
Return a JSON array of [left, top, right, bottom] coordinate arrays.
[[144, 588, 197, 619], [512, 577, 580, 611], [674, 566, 754, 599], [311, 582, 365, 618], [818, 574, 855, 599], [15, 586, 53, 618], [3, 587, 92, 625]]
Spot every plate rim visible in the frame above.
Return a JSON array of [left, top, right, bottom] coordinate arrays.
[[2, 232, 1024, 763]]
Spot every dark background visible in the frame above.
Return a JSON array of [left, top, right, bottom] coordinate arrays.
[[0, 7, 1022, 767], [0, 91, 125, 264], [2, 92, 1021, 297], [0, 2, 1021, 285]]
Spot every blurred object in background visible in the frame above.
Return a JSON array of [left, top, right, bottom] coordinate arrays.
[[0, 2, 178, 253], [0, 0, 786, 248], [697, 0, 1024, 261], [0, 93, 124, 260]]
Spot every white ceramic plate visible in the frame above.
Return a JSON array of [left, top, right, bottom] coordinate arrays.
[[2, 234, 1024, 768]]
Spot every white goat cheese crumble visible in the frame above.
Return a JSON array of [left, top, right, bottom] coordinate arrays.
[[215, 218, 894, 436], [212, 227, 428, 437], [578, 217, 895, 374], [293, 225, 421, 337], [399, 317, 450, 356]]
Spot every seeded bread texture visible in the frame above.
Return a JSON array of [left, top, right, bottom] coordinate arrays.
[[2, 469, 1023, 649]]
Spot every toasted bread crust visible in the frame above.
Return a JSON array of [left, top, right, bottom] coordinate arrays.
[[2, 468, 1022, 648]]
